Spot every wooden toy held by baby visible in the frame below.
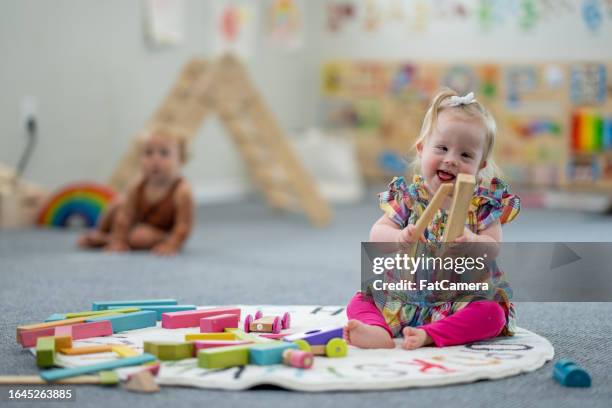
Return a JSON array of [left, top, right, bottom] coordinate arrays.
[[412, 173, 476, 243]]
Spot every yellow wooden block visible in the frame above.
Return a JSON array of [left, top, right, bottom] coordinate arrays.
[[185, 333, 237, 341], [111, 345, 139, 357], [54, 336, 72, 351]]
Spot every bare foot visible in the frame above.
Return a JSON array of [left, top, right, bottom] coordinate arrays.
[[343, 320, 395, 349], [401, 327, 433, 350]]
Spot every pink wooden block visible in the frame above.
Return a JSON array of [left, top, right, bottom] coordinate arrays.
[[192, 340, 252, 354], [19, 327, 56, 348], [54, 326, 72, 337], [161, 307, 241, 329], [199, 313, 240, 333], [71, 321, 113, 340]]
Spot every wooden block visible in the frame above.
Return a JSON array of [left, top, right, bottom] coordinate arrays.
[[66, 307, 141, 318], [18, 327, 55, 348], [92, 299, 177, 311], [107, 305, 195, 321], [86, 311, 157, 333], [123, 370, 160, 393], [193, 340, 252, 353], [185, 332, 237, 341], [0, 371, 119, 385], [162, 307, 241, 329], [53, 326, 72, 337], [412, 183, 453, 239], [44, 314, 66, 322], [226, 328, 270, 343], [71, 320, 113, 340], [40, 354, 157, 382], [199, 313, 240, 333], [442, 173, 476, 242], [144, 341, 194, 360], [36, 337, 55, 368], [17, 312, 120, 343], [54, 335, 72, 351], [60, 345, 114, 355], [111, 345, 139, 357], [249, 342, 298, 366], [197, 345, 251, 369]]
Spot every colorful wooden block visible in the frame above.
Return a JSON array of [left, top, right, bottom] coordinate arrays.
[[197, 345, 251, 369], [54, 335, 72, 351], [36, 337, 55, 368], [66, 307, 141, 318], [111, 345, 139, 357], [284, 327, 344, 346], [70, 320, 113, 341], [226, 329, 270, 344], [59, 345, 114, 355], [193, 340, 252, 353], [53, 326, 72, 337], [18, 312, 120, 344], [282, 349, 314, 369], [143, 341, 194, 360], [162, 307, 241, 329], [553, 359, 591, 387], [40, 354, 157, 382], [249, 342, 298, 366], [92, 299, 177, 311], [199, 313, 240, 333], [185, 333, 237, 341], [86, 311, 157, 333], [44, 313, 66, 322], [108, 305, 196, 321]]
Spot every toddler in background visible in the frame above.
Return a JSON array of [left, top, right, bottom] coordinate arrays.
[[78, 127, 194, 256], [344, 89, 520, 349]]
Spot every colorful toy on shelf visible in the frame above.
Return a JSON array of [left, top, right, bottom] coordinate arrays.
[[243, 310, 290, 334], [571, 111, 612, 153], [284, 327, 348, 358], [553, 359, 591, 387], [36, 182, 116, 228]]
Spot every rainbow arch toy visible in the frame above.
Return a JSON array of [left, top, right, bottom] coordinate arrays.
[[37, 182, 116, 228]]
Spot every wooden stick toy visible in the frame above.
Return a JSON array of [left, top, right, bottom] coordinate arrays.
[[442, 174, 476, 242], [0, 371, 119, 386]]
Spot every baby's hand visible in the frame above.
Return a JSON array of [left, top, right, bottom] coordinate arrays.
[[153, 241, 179, 257], [104, 240, 129, 252], [397, 225, 426, 249]]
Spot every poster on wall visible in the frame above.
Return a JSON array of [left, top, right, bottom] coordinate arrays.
[[143, 0, 185, 47], [211, 2, 258, 59], [264, 0, 305, 50]]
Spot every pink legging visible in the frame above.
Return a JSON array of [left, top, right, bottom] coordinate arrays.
[[346, 293, 506, 347]]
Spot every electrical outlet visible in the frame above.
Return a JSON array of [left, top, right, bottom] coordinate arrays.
[[20, 96, 38, 132]]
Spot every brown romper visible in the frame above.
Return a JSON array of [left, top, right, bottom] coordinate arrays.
[[134, 177, 183, 232]]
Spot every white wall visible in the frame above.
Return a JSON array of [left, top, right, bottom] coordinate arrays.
[[0, 0, 311, 200], [2, 0, 611, 199]]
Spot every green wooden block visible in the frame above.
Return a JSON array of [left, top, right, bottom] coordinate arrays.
[[197, 345, 250, 369], [143, 341, 193, 360], [98, 371, 120, 386], [36, 336, 55, 368]]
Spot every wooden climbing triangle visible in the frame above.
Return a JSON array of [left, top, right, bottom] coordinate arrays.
[[109, 54, 332, 226]]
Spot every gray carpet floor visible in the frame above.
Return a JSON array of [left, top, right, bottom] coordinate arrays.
[[1, 196, 611, 407]]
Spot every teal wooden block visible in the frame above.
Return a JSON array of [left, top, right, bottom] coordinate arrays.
[[86, 310, 157, 333], [249, 342, 298, 366], [108, 305, 196, 321], [92, 299, 177, 311], [44, 314, 66, 322], [40, 353, 156, 382]]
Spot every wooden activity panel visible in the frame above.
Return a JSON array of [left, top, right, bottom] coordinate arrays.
[[321, 61, 612, 192], [110, 55, 332, 226]]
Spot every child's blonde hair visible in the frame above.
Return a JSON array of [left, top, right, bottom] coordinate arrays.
[[139, 125, 190, 164], [412, 88, 500, 182]]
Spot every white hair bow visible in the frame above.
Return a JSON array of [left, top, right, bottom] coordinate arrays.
[[447, 92, 476, 107]]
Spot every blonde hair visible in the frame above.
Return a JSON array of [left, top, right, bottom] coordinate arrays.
[[139, 125, 190, 164], [412, 88, 500, 182]]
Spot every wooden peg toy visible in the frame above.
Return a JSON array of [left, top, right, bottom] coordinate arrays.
[[282, 349, 314, 369]]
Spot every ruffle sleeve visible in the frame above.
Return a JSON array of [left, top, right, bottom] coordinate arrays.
[[472, 177, 521, 231], [378, 177, 413, 228]]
